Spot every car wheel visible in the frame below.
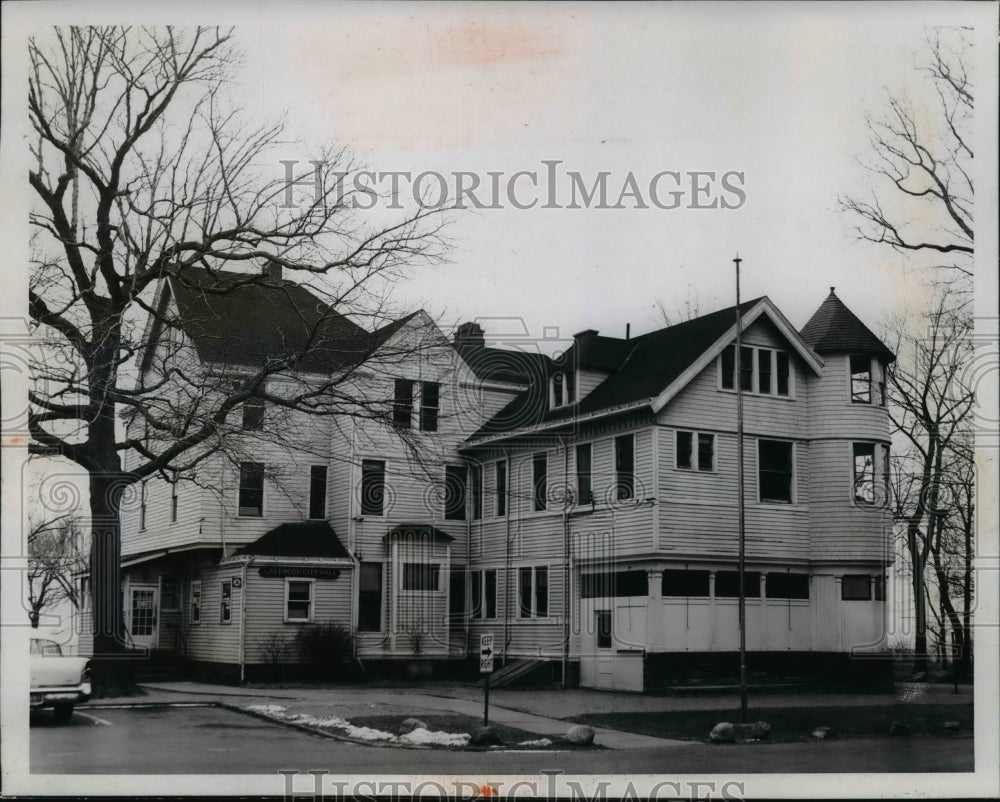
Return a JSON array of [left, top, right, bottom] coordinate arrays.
[[51, 704, 74, 723]]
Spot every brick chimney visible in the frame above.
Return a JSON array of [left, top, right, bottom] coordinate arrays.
[[454, 321, 486, 354], [263, 260, 283, 281]]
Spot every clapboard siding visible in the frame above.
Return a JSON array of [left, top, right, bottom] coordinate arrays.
[[577, 369, 610, 400], [808, 441, 890, 561], [183, 565, 243, 664], [242, 566, 354, 664], [807, 353, 891, 439], [661, 319, 810, 440]]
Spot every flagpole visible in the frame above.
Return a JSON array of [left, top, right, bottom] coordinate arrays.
[[734, 254, 748, 723]]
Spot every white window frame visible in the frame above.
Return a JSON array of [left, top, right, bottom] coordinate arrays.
[[852, 441, 877, 505], [675, 429, 717, 472], [470, 568, 498, 620], [237, 461, 266, 518], [284, 578, 315, 623], [190, 580, 201, 624], [848, 354, 874, 404], [757, 438, 796, 504], [718, 344, 794, 398], [220, 580, 233, 625], [517, 564, 550, 619]]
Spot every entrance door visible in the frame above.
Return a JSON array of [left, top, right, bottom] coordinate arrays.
[[128, 585, 159, 649], [595, 609, 614, 689]]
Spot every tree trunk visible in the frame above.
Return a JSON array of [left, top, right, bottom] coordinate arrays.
[[907, 525, 929, 675], [89, 471, 142, 697]]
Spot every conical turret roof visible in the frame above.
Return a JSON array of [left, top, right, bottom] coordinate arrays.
[[800, 288, 895, 362]]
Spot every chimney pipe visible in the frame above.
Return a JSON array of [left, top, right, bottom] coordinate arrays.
[[626, 323, 631, 340]]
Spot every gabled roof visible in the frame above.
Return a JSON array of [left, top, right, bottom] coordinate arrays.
[[467, 296, 829, 443], [166, 266, 374, 373], [234, 521, 351, 559], [800, 288, 895, 362], [469, 298, 765, 439], [458, 345, 553, 386]]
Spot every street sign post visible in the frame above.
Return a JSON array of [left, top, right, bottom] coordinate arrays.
[[480, 634, 494, 726]]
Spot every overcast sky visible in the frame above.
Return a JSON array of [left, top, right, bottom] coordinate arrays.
[[216, 1, 996, 349]]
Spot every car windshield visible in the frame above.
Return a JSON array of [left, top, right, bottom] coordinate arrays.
[[30, 639, 63, 656]]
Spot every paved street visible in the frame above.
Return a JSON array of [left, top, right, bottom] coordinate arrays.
[[30, 702, 974, 775]]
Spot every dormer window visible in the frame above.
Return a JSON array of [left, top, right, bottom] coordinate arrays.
[[551, 372, 574, 408]]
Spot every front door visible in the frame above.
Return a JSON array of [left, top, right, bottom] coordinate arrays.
[[128, 585, 159, 649]]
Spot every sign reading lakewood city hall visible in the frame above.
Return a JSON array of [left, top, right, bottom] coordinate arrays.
[[257, 566, 342, 580], [480, 633, 494, 674]]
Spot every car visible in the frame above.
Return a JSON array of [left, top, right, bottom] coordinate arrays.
[[30, 633, 92, 723]]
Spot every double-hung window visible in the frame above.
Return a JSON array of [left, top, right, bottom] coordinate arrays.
[[677, 431, 715, 471], [309, 465, 328, 519], [471, 464, 483, 520], [358, 563, 383, 631], [575, 443, 593, 504], [360, 460, 385, 516], [243, 397, 265, 430], [238, 462, 264, 517], [190, 581, 201, 624], [470, 569, 497, 619], [518, 566, 549, 618], [615, 434, 635, 500], [285, 580, 313, 621], [853, 442, 876, 504], [532, 453, 548, 511], [420, 382, 440, 432], [850, 355, 872, 403], [220, 580, 232, 624], [758, 440, 793, 503], [495, 460, 507, 517], [393, 379, 414, 428], [720, 344, 791, 397]]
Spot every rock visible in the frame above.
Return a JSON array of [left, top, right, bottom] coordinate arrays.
[[732, 721, 771, 741], [889, 721, 911, 736], [944, 721, 960, 732], [565, 724, 596, 745], [399, 717, 427, 735], [709, 722, 736, 744], [471, 726, 503, 746], [811, 726, 834, 740]]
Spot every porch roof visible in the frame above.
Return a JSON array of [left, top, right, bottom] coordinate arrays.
[[384, 524, 455, 543], [234, 521, 351, 559]]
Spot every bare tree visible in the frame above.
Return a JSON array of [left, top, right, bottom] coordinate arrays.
[[840, 27, 976, 677], [654, 285, 701, 326], [885, 294, 974, 676], [27, 514, 87, 628], [839, 27, 973, 289], [28, 26, 444, 694]]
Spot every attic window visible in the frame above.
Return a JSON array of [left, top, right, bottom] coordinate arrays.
[[243, 397, 265, 430], [551, 372, 574, 408], [720, 345, 791, 397]]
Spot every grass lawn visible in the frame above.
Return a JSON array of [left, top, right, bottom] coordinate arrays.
[[568, 703, 974, 743], [346, 713, 594, 749]]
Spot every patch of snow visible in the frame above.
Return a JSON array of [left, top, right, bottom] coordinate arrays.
[[399, 727, 471, 747], [246, 705, 462, 746], [246, 704, 288, 715], [515, 738, 552, 748]]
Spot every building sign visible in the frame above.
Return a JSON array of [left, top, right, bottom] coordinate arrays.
[[258, 566, 342, 580]]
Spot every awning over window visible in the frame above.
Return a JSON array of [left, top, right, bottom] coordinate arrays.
[[384, 524, 455, 544]]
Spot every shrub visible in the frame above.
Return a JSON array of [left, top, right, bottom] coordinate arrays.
[[294, 621, 359, 681]]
